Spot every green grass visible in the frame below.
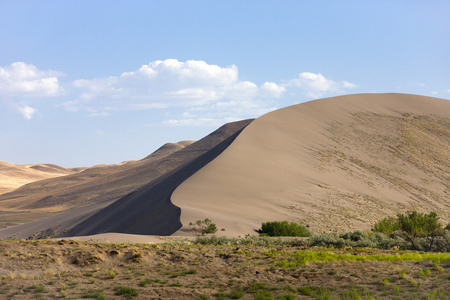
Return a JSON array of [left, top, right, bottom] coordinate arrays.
[[276, 250, 450, 268], [114, 286, 139, 298], [82, 289, 106, 300]]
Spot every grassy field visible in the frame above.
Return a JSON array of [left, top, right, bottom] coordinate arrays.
[[0, 239, 449, 299]]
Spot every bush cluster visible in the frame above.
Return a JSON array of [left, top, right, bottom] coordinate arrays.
[[190, 212, 450, 252], [258, 221, 310, 237], [309, 211, 450, 252], [193, 235, 307, 247], [189, 219, 218, 235], [372, 211, 449, 251]]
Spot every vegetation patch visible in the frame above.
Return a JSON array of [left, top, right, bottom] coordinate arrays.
[[259, 221, 310, 237]]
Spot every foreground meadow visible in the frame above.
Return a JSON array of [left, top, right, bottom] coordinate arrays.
[[0, 238, 449, 299]]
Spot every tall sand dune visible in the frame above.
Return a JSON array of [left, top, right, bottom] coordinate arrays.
[[0, 120, 252, 239], [172, 93, 450, 236]]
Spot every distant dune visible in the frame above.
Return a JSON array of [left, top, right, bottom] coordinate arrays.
[[0, 161, 75, 195], [172, 93, 450, 236]]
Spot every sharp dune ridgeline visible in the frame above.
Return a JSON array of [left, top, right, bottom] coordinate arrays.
[[0, 93, 449, 242], [0, 119, 252, 239]]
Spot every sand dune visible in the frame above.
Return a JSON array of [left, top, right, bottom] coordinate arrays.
[[0, 128, 238, 228], [0, 120, 252, 239], [1, 93, 449, 242], [0, 161, 75, 195], [172, 93, 450, 236]]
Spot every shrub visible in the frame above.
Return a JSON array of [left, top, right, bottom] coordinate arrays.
[[308, 233, 349, 248], [82, 289, 106, 300], [192, 235, 307, 247], [259, 221, 310, 237], [115, 286, 138, 298], [372, 216, 399, 236], [189, 218, 218, 235], [397, 211, 444, 251]]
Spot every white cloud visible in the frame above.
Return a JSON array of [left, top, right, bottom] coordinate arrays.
[[17, 104, 38, 120], [67, 59, 280, 121], [65, 60, 358, 126], [261, 82, 286, 98], [0, 62, 63, 98], [287, 72, 356, 98], [162, 117, 241, 127], [68, 59, 245, 112]]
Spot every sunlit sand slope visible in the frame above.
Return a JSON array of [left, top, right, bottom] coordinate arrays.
[[172, 93, 450, 236]]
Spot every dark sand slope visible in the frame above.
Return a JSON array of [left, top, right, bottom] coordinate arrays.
[[0, 120, 252, 239], [172, 93, 450, 236], [63, 126, 247, 237]]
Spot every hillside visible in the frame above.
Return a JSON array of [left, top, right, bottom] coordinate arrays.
[[172, 93, 450, 235]]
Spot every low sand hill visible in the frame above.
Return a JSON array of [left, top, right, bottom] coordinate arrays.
[[0, 120, 252, 238], [0, 161, 75, 195], [172, 93, 450, 236]]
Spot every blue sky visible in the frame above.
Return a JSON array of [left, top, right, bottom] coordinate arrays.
[[1, 1, 449, 168]]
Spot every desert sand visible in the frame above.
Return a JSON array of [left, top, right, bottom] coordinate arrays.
[[0, 161, 75, 195], [172, 93, 450, 236], [1, 93, 449, 243]]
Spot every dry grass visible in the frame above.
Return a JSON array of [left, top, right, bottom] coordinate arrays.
[[0, 239, 449, 299]]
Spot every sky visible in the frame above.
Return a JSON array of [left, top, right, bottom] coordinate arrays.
[[1, 1, 449, 168]]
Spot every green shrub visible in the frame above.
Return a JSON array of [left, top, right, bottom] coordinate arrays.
[[228, 289, 244, 299], [189, 218, 218, 235], [114, 286, 138, 298], [397, 211, 444, 251], [255, 290, 274, 300], [259, 221, 310, 237], [372, 216, 399, 236], [308, 233, 349, 248], [192, 235, 307, 247], [82, 289, 106, 300], [278, 293, 298, 300]]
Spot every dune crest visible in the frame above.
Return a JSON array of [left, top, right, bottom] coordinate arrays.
[[172, 93, 450, 236]]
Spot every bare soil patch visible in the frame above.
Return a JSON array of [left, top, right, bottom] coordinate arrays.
[[0, 240, 449, 299]]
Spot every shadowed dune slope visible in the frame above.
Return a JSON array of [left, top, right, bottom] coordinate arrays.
[[0, 120, 252, 239], [0, 120, 251, 228], [172, 93, 450, 236], [63, 127, 247, 237]]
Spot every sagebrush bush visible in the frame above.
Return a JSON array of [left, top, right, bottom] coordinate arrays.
[[259, 221, 310, 237], [193, 235, 307, 247], [189, 218, 218, 235], [308, 233, 349, 248]]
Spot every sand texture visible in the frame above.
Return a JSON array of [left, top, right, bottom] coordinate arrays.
[[172, 93, 450, 236]]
